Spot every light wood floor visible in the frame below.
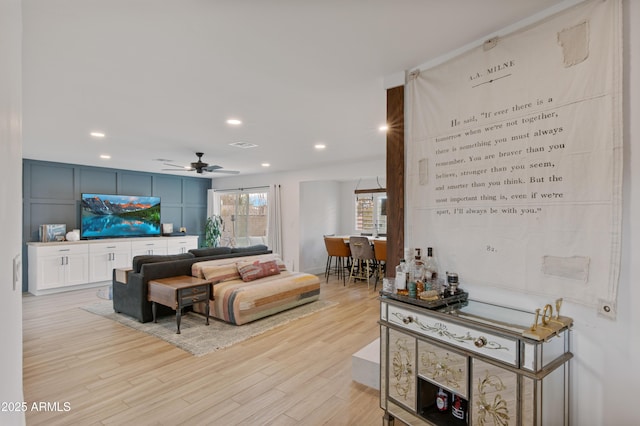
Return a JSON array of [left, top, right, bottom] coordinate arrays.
[[22, 275, 384, 425]]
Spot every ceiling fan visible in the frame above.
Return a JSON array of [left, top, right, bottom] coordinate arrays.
[[163, 152, 239, 175]]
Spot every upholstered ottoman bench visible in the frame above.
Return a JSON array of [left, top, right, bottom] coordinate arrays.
[[191, 254, 321, 325]]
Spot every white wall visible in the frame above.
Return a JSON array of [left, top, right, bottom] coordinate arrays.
[[299, 180, 340, 273], [338, 181, 357, 236], [211, 158, 385, 274], [402, 1, 639, 424], [297, 177, 388, 275], [0, 0, 25, 424]]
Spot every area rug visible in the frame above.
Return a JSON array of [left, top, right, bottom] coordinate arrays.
[[82, 299, 337, 356]]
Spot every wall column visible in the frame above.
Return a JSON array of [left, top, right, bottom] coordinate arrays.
[[386, 85, 404, 275]]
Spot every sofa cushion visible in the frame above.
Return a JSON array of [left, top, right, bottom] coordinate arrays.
[[201, 263, 241, 284], [189, 246, 232, 257], [193, 270, 321, 325], [131, 253, 194, 273], [192, 253, 282, 279], [237, 259, 281, 282], [230, 244, 268, 254]]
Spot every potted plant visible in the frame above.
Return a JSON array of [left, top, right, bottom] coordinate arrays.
[[204, 215, 223, 247]]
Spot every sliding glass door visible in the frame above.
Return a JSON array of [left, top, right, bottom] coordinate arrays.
[[215, 190, 268, 247]]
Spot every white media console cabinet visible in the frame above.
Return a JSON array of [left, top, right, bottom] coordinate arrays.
[[27, 236, 198, 296]]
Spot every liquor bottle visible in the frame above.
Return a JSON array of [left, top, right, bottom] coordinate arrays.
[[451, 394, 466, 420], [436, 388, 448, 412], [395, 259, 407, 295], [408, 248, 425, 285], [424, 247, 439, 281]]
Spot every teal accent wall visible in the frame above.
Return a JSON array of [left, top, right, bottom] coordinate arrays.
[[22, 159, 211, 291]]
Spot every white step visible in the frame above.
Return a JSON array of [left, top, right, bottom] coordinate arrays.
[[351, 338, 380, 390]]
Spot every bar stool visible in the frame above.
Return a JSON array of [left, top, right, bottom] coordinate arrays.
[[373, 239, 387, 291], [348, 236, 376, 288], [323, 236, 351, 284]]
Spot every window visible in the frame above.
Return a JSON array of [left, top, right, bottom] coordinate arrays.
[[215, 190, 268, 247], [355, 193, 387, 234]]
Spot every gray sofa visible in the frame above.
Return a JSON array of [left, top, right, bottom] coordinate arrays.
[[112, 245, 271, 322]]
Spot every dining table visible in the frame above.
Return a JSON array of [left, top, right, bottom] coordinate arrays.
[[339, 235, 386, 243]]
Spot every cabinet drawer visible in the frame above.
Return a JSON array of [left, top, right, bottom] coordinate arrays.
[[37, 244, 88, 256], [89, 242, 130, 254], [167, 237, 198, 254], [387, 304, 518, 366], [131, 240, 165, 250], [179, 287, 209, 305], [168, 240, 190, 254], [132, 239, 168, 256]]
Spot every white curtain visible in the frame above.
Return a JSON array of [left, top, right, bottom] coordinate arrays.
[[268, 184, 283, 257], [207, 189, 216, 216]]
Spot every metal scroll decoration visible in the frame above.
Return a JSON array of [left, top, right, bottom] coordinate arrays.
[[420, 350, 464, 390], [476, 371, 510, 426], [391, 337, 413, 400], [391, 312, 509, 351]]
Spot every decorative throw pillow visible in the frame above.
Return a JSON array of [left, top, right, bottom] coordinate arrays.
[[201, 264, 241, 283], [268, 255, 287, 272], [236, 259, 281, 282]]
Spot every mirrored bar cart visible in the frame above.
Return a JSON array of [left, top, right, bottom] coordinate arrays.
[[379, 293, 572, 425]]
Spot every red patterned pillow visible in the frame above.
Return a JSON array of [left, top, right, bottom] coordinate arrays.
[[236, 259, 281, 282]]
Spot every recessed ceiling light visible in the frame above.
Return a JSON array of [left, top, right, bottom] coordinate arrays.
[[378, 124, 389, 132], [314, 143, 326, 150], [90, 132, 106, 138], [100, 154, 111, 159], [226, 119, 242, 125], [261, 163, 271, 167]]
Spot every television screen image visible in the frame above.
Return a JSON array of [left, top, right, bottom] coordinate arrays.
[[80, 193, 161, 239]]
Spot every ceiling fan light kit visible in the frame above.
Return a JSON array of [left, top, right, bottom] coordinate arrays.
[[163, 152, 239, 175]]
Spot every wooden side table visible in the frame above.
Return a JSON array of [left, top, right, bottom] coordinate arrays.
[[147, 275, 210, 334], [114, 267, 133, 284]]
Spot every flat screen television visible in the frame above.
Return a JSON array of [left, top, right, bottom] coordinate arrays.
[[80, 193, 161, 239]]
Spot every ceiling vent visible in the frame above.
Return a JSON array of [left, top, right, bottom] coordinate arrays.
[[229, 142, 258, 149]]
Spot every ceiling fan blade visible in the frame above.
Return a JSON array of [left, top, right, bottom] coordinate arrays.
[[162, 168, 194, 172], [208, 169, 240, 174], [163, 162, 192, 169], [202, 164, 223, 171]]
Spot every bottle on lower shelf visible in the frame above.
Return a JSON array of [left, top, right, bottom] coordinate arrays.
[[451, 394, 467, 421], [436, 388, 448, 412]]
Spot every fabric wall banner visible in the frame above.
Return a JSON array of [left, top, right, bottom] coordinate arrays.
[[407, 0, 622, 315]]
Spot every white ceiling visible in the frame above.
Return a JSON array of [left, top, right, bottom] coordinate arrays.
[[21, 0, 566, 178]]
